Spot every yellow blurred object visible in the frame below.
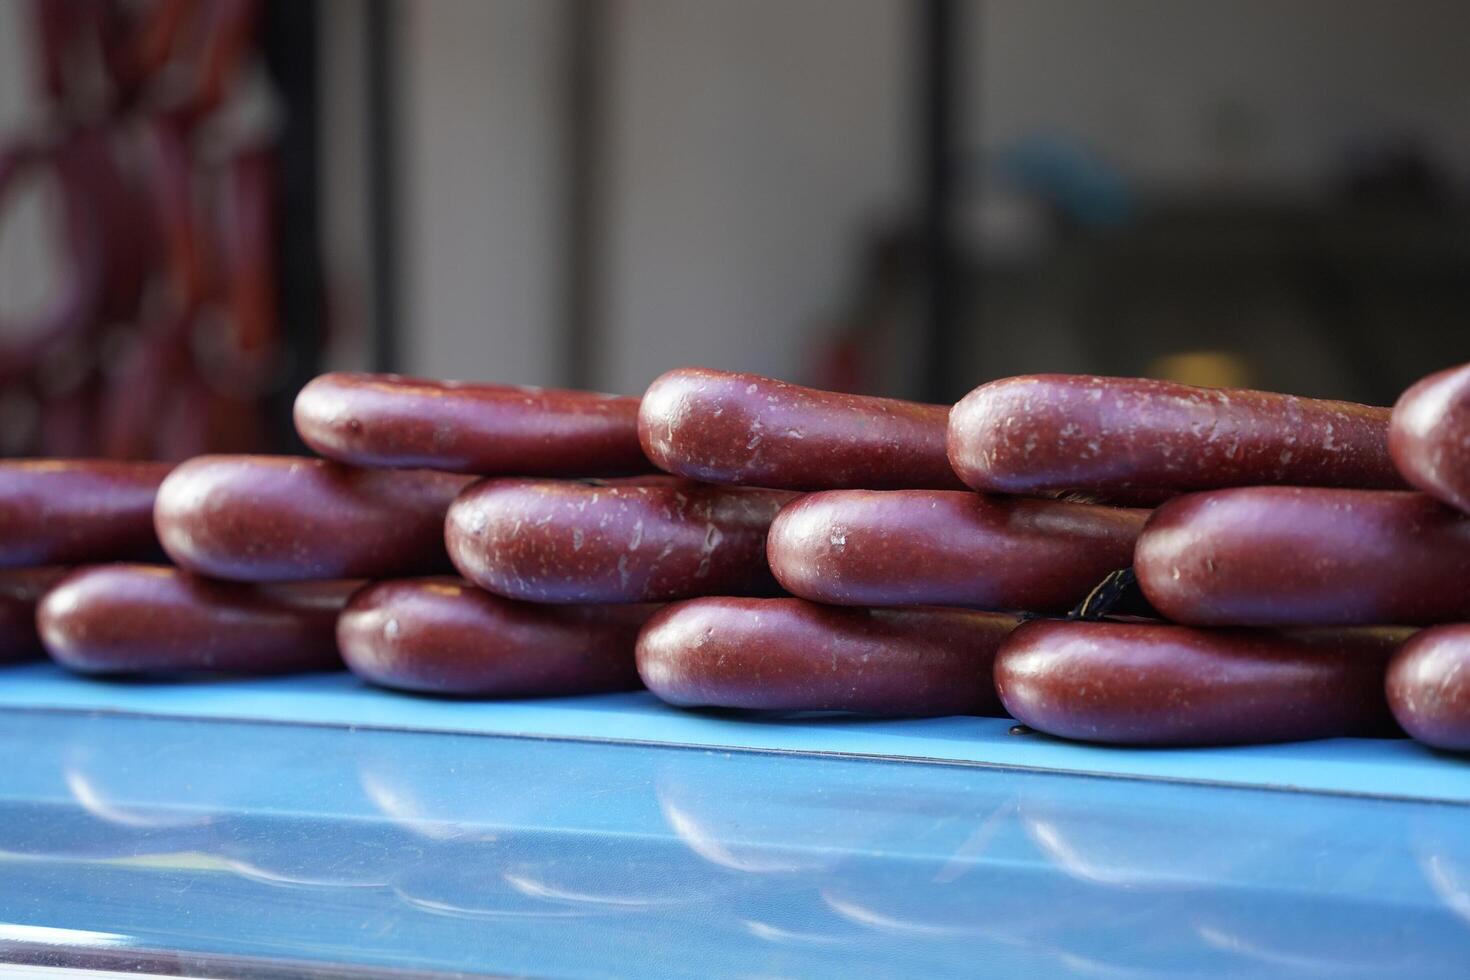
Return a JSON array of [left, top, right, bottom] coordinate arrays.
[[1148, 351, 1254, 389]]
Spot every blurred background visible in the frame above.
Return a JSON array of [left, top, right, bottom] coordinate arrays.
[[0, 0, 1466, 458]]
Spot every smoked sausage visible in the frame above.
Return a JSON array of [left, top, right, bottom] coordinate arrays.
[[446, 477, 796, 603], [1135, 487, 1470, 626], [994, 619, 1406, 745], [1390, 362, 1470, 514], [767, 490, 1145, 611], [636, 597, 1019, 716], [638, 367, 966, 490], [338, 577, 655, 696], [0, 567, 68, 663], [948, 374, 1404, 496], [0, 460, 170, 567], [38, 564, 352, 675], [1386, 624, 1470, 752], [294, 372, 651, 476], [155, 455, 474, 581]]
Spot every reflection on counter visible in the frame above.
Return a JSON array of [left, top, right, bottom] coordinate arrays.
[[0, 711, 1466, 977]]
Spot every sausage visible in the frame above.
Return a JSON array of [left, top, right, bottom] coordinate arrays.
[[636, 597, 1019, 715], [1390, 362, 1470, 514], [767, 490, 1146, 611], [1386, 625, 1470, 751], [0, 460, 171, 567], [446, 477, 796, 603], [294, 371, 651, 476], [638, 366, 966, 490], [155, 455, 474, 581], [994, 619, 1407, 745], [948, 374, 1404, 496], [338, 577, 654, 697], [0, 567, 68, 663], [1135, 487, 1470, 626], [38, 564, 352, 675]]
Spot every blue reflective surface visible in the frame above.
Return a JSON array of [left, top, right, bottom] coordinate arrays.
[[0, 709, 1467, 977]]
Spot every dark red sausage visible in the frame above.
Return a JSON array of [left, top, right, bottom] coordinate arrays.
[[636, 597, 1019, 716], [294, 372, 651, 476], [0, 567, 68, 663], [1136, 487, 1470, 626], [446, 477, 796, 603], [768, 490, 1145, 611], [994, 619, 1406, 745], [1386, 625, 1470, 752], [1390, 362, 1470, 514], [638, 367, 965, 490], [155, 455, 474, 581], [948, 374, 1404, 496], [0, 460, 170, 567], [338, 577, 655, 697], [38, 565, 352, 675]]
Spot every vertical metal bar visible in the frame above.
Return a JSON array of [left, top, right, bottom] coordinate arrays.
[[365, 0, 400, 373], [917, 0, 962, 403], [562, 0, 602, 391], [262, 0, 323, 450]]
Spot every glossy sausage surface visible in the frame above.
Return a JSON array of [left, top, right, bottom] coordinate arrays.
[[0, 460, 170, 567], [1390, 362, 1470, 514], [338, 577, 655, 696], [638, 367, 965, 490], [994, 619, 1406, 745], [38, 565, 352, 675], [948, 374, 1403, 495], [294, 372, 651, 476], [768, 490, 1145, 611], [155, 455, 474, 581], [636, 597, 1019, 716], [446, 477, 796, 603], [0, 567, 68, 663], [1136, 487, 1470, 626], [1386, 624, 1470, 751]]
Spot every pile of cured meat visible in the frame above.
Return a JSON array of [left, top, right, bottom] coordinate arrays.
[[5, 362, 1470, 752]]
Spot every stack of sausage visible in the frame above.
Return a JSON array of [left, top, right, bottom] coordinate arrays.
[[3, 361, 1469, 755]]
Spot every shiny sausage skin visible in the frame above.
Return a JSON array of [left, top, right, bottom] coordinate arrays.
[[0, 460, 171, 567], [0, 568, 68, 663], [636, 597, 1019, 716], [294, 372, 651, 476], [446, 477, 797, 603], [994, 619, 1406, 745], [155, 455, 474, 581], [338, 577, 655, 696], [1390, 362, 1470, 514], [1136, 487, 1470, 626], [768, 490, 1146, 611], [638, 367, 966, 490], [38, 565, 352, 675], [1386, 625, 1470, 751], [948, 374, 1404, 495]]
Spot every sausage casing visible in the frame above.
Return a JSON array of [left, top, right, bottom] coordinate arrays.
[[638, 367, 965, 490], [294, 371, 650, 476], [767, 489, 1145, 611], [446, 477, 796, 603], [1390, 362, 1470, 514], [1135, 487, 1470, 626], [0, 460, 171, 567], [338, 577, 654, 696], [636, 597, 1019, 716], [948, 374, 1403, 495], [1386, 624, 1470, 752], [155, 455, 474, 581], [0, 568, 68, 663], [38, 564, 352, 675], [994, 619, 1406, 745]]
